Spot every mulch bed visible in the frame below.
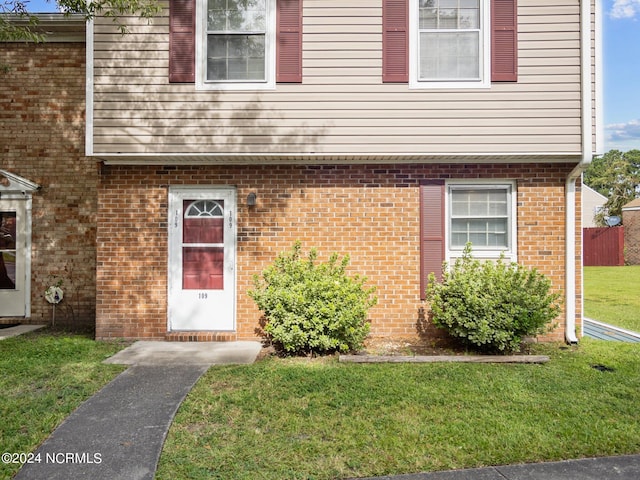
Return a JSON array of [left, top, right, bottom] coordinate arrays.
[[256, 335, 548, 363], [342, 335, 549, 363]]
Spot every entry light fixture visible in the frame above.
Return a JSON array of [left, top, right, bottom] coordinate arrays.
[[247, 192, 257, 207]]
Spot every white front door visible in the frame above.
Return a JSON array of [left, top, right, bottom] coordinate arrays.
[[168, 187, 236, 331], [0, 199, 29, 317]]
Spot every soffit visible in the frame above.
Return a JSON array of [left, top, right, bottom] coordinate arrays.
[[97, 153, 584, 166]]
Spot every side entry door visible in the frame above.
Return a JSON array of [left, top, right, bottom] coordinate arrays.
[[168, 187, 236, 331], [0, 200, 28, 317]]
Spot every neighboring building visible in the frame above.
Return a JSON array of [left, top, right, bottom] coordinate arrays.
[[0, 16, 95, 328], [623, 198, 640, 265], [582, 184, 607, 228], [88, 0, 603, 344]]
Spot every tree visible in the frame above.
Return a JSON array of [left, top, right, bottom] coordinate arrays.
[[0, 0, 161, 41], [583, 149, 640, 225]]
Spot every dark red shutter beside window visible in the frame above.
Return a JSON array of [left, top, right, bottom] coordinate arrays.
[[277, 0, 303, 83], [491, 0, 518, 82], [169, 0, 196, 83], [420, 180, 445, 299], [382, 0, 408, 83]]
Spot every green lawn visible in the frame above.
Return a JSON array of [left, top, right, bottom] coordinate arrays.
[[158, 340, 640, 480], [0, 329, 127, 479], [584, 266, 640, 333], [3, 296, 640, 480]]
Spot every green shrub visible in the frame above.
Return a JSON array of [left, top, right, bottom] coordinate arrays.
[[248, 242, 378, 355], [426, 244, 561, 353]]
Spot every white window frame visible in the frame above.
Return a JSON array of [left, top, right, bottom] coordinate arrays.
[[409, 0, 490, 89], [196, 0, 276, 91], [445, 181, 517, 263]]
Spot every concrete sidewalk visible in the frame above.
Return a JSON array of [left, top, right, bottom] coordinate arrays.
[[0, 324, 46, 340], [15, 341, 262, 480], [103, 340, 263, 366], [584, 317, 640, 343], [356, 454, 640, 479]]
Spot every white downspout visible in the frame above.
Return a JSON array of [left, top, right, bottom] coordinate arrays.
[[85, 13, 94, 157], [565, 0, 597, 344], [565, 164, 588, 344]]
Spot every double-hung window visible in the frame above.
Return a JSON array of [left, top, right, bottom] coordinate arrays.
[[197, 0, 275, 89], [448, 183, 516, 260], [409, 0, 490, 88]]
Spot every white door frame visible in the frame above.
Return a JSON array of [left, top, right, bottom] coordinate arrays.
[[0, 170, 38, 318], [167, 186, 237, 331]]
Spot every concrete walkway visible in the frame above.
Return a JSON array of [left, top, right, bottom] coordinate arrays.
[[15, 341, 262, 480], [583, 318, 640, 343], [0, 324, 46, 340], [103, 340, 264, 366]]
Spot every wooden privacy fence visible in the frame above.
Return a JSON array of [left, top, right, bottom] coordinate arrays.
[[583, 227, 625, 266]]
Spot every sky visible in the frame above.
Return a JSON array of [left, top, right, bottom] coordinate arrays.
[[603, 0, 640, 152], [21, 0, 640, 153]]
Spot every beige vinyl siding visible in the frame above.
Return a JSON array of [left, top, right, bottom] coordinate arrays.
[[92, 0, 585, 158]]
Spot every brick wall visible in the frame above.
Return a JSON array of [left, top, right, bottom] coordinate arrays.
[[96, 163, 581, 342], [0, 42, 96, 327], [623, 210, 640, 265]]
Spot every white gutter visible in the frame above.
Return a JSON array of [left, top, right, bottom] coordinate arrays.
[[565, 0, 598, 344]]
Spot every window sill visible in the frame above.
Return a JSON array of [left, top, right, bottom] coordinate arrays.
[[409, 79, 490, 90], [448, 251, 517, 263], [195, 80, 276, 91]]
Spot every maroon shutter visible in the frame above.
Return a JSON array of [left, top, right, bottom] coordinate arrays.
[[491, 0, 517, 82], [277, 0, 303, 83], [382, 0, 408, 83], [169, 0, 196, 83], [420, 180, 445, 299]]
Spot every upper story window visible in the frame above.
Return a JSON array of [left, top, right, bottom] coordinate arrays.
[[197, 0, 276, 89], [418, 0, 481, 81], [410, 0, 489, 88], [170, 0, 302, 86], [382, 0, 516, 86]]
